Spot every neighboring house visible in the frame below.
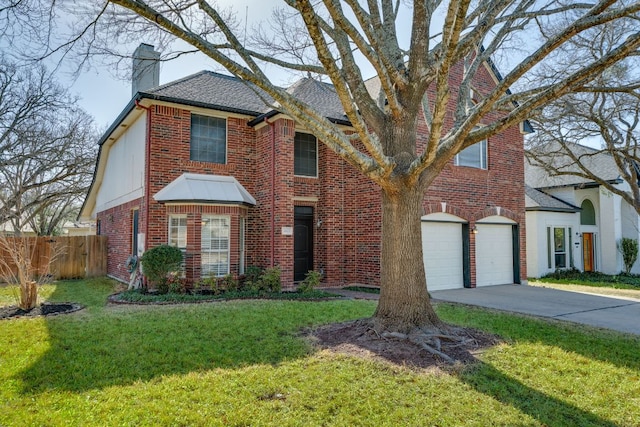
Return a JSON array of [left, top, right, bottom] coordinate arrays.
[[0, 222, 37, 237], [61, 221, 96, 236], [525, 143, 640, 277], [79, 44, 528, 289]]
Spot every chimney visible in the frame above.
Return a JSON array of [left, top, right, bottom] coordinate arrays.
[[132, 43, 160, 97]]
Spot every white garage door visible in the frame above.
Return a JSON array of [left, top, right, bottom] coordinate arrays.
[[476, 224, 513, 286], [421, 222, 464, 291]]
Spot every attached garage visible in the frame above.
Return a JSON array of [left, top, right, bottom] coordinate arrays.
[[421, 213, 467, 291], [475, 216, 518, 286]]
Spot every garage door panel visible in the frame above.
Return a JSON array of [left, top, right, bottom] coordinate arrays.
[[422, 222, 464, 291], [476, 224, 513, 286]]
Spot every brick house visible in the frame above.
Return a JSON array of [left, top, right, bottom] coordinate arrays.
[[79, 44, 528, 289]]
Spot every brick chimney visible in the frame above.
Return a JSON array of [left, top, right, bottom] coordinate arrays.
[[132, 43, 160, 96]]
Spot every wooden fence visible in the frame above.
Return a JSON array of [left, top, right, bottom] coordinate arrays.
[[0, 235, 107, 280]]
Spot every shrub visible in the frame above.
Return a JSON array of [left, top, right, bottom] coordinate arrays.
[[298, 270, 322, 293], [140, 245, 184, 293], [218, 273, 239, 293], [258, 267, 282, 292], [620, 238, 639, 274], [242, 266, 263, 291]]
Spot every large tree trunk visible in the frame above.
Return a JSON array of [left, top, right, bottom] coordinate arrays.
[[373, 183, 444, 333]]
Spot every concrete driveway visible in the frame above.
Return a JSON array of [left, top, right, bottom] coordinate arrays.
[[431, 284, 640, 336]]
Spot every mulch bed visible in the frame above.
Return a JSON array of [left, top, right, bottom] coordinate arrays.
[[0, 302, 84, 320], [310, 320, 501, 370]]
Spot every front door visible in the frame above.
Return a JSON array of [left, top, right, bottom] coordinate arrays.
[[294, 206, 314, 282], [583, 232, 594, 272]]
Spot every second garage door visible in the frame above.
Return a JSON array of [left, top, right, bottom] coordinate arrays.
[[421, 221, 464, 291], [475, 223, 514, 286]]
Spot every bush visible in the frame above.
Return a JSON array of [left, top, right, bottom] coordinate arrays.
[[298, 270, 322, 293], [242, 266, 263, 291], [140, 245, 184, 293], [620, 238, 639, 274], [260, 266, 282, 292], [219, 273, 239, 292]]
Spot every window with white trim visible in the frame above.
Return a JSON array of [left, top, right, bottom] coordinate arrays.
[[201, 215, 230, 277], [455, 140, 487, 169], [547, 226, 573, 270], [190, 114, 227, 164], [168, 215, 187, 275], [294, 132, 318, 177]]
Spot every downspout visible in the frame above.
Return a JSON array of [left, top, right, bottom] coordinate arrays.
[[264, 117, 276, 267], [135, 99, 152, 256]]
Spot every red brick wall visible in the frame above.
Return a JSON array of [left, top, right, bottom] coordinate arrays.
[[97, 198, 142, 282]]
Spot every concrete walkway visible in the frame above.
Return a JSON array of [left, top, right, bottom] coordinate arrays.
[[325, 285, 640, 336], [431, 284, 640, 336]]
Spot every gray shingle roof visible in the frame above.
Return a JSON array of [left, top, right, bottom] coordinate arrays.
[[284, 78, 347, 122], [525, 142, 622, 189], [525, 185, 580, 212], [144, 71, 273, 116], [142, 71, 350, 123]]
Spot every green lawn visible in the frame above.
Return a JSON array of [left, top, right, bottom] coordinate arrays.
[[1, 278, 639, 426], [530, 270, 640, 300]]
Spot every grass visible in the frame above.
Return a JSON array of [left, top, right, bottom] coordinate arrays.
[[535, 270, 640, 289], [1, 278, 639, 426], [531, 270, 640, 300]]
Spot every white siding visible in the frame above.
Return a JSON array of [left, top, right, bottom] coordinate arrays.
[[94, 114, 147, 214]]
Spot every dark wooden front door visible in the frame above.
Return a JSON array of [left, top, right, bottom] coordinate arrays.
[[294, 207, 314, 282], [583, 232, 594, 272]]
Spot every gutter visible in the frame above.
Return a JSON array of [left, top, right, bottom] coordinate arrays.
[[136, 100, 152, 256]]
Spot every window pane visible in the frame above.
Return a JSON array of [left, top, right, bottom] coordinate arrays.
[[456, 140, 487, 169], [190, 114, 226, 164], [201, 215, 230, 277], [580, 200, 596, 225], [553, 227, 566, 269], [169, 216, 187, 249], [554, 228, 565, 252], [294, 132, 317, 176]]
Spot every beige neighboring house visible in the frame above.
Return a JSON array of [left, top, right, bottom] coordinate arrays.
[[61, 221, 96, 236], [0, 222, 37, 236], [525, 143, 640, 278], [0, 221, 95, 237]]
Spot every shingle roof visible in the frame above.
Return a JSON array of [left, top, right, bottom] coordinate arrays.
[[525, 185, 580, 212], [144, 71, 273, 116], [284, 78, 347, 122], [525, 142, 622, 189]]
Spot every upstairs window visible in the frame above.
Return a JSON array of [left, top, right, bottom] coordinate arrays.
[[294, 132, 318, 177], [190, 114, 226, 164], [455, 140, 487, 169]]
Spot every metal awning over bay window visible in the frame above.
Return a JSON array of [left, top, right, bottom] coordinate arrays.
[[153, 173, 256, 206]]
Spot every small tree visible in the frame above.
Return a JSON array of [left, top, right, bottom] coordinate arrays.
[[0, 234, 60, 310], [619, 237, 638, 274], [139, 244, 183, 293]]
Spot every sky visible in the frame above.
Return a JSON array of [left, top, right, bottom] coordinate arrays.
[[70, 0, 285, 129]]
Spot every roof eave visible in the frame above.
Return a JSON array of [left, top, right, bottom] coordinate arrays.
[[526, 207, 580, 213], [247, 109, 352, 128]]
